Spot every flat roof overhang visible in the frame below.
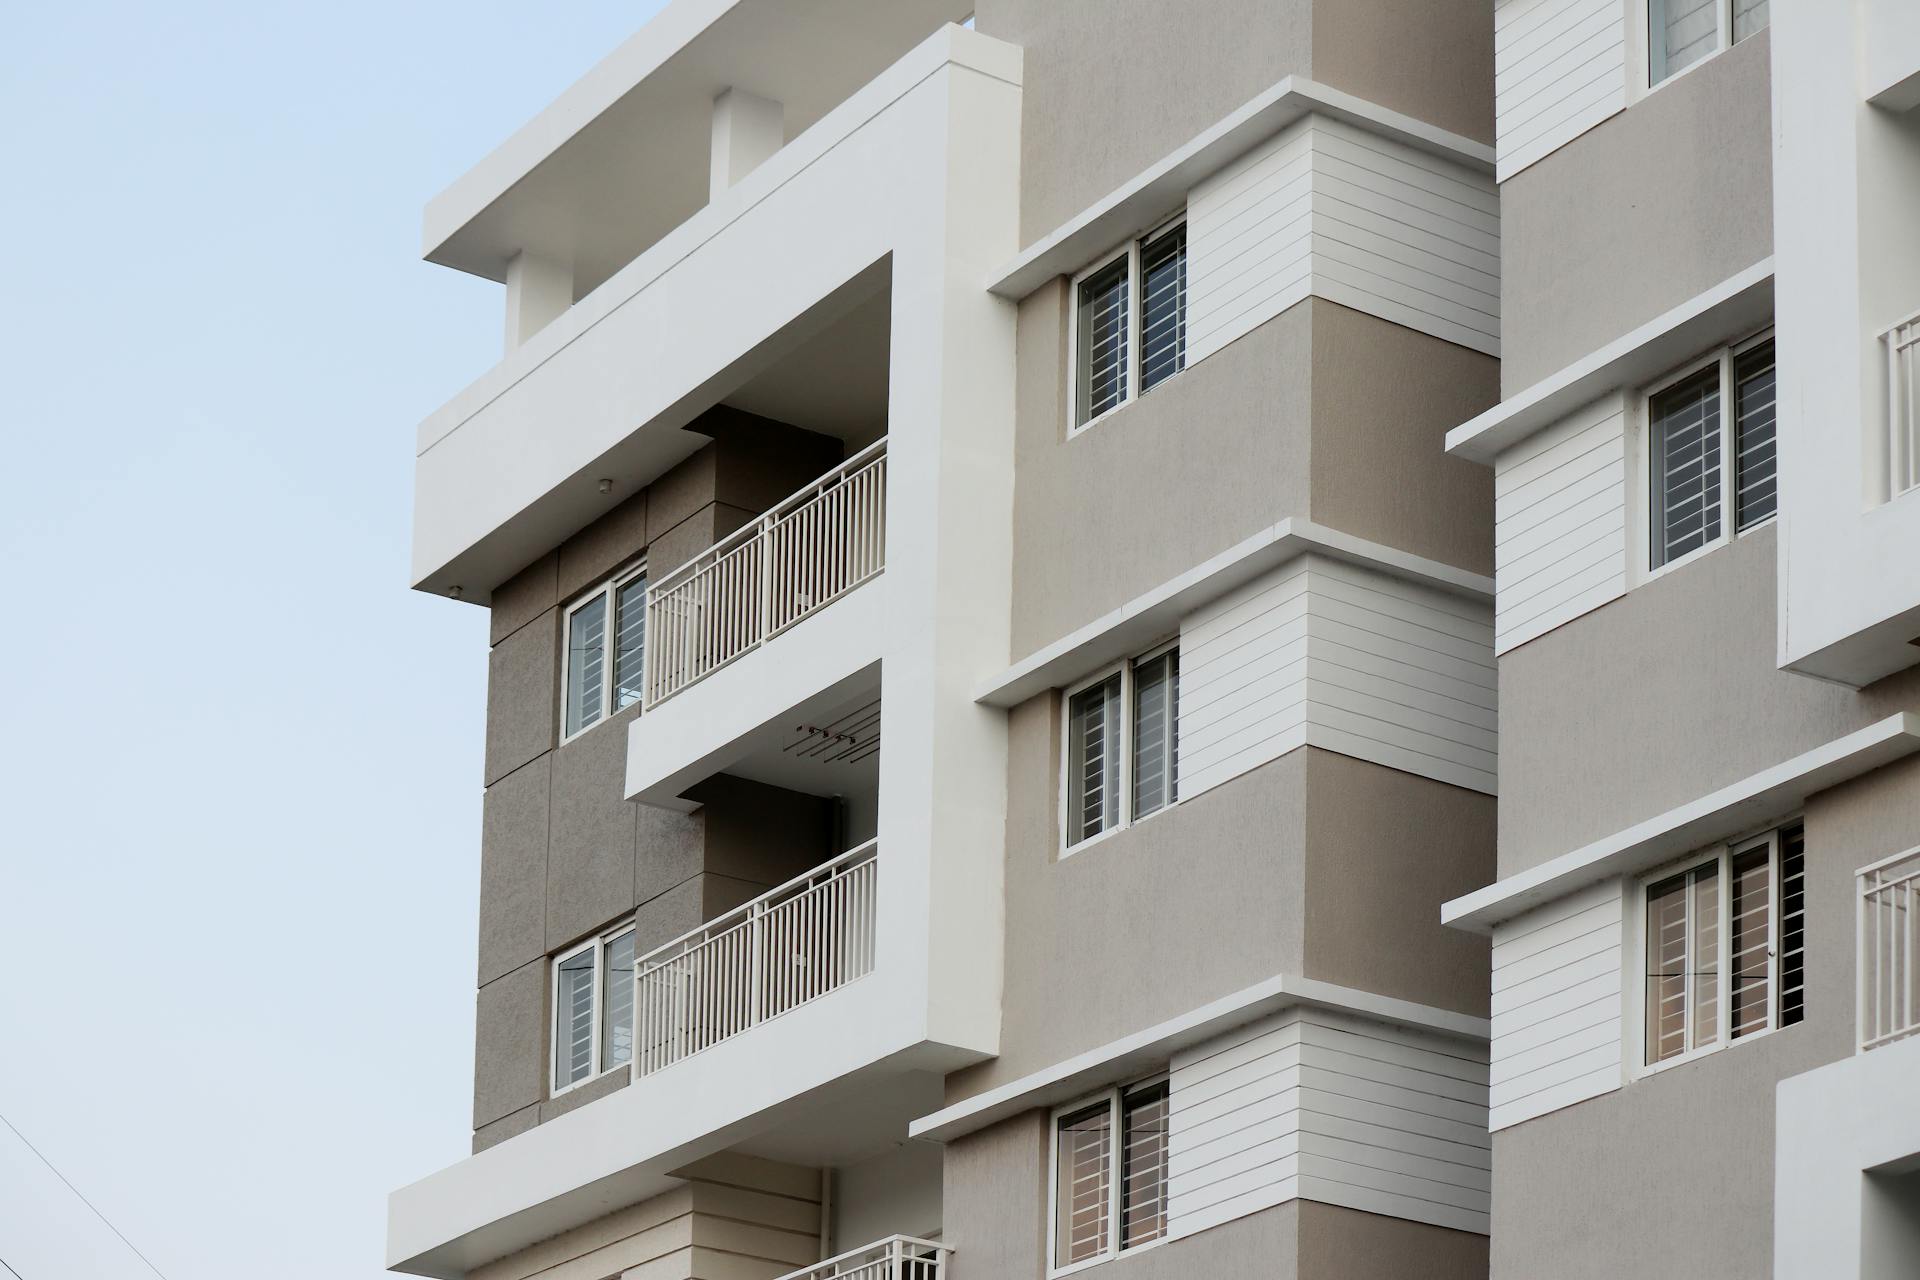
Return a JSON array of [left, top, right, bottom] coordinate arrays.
[[424, 0, 972, 295]]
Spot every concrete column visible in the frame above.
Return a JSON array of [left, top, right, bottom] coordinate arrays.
[[709, 87, 785, 201], [503, 249, 574, 354]]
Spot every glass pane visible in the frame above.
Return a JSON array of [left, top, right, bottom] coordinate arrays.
[[1690, 864, 1720, 1050], [1120, 1082, 1169, 1250], [601, 931, 636, 1069], [1055, 1102, 1112, 1266], [1778, 825, 1806, 1027], [1139, 225, 1187, 394], [555, 948, 596, 1087], [1729, 844, 1773, 1039], [1650, 0, 1717, 85], [613, 573, 648, 712], [1733, 341, 1776, 530], [564, 594, 608, 737], [1651, 365, 1723, 568], [1132, 649, 1179, 821], [1733, 0, 1768, 41], [1076, 258, 1130, 425], [1067, 675, 1124, 845], [1645, 872, 1690, 1064]]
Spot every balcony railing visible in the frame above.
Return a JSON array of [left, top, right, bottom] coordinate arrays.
[[776, 1237, 952, 1280], [634, 840, 878, 1076], [1886, 312, 1920, 498], [1860, 848, 1920, 1052], [645, 438, 887, 707]]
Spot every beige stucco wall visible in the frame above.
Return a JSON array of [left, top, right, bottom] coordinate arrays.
[[1490, 752, 1920, 1280], [974, 0, 1492, 247], [1498, 31, 1773, 394], [1007, 294, 1494, 658], [1497, 525, 1920, 879]]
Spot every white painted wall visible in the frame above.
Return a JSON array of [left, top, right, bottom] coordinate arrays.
[[1186, 114, 1499, 362], [1165, 1007, 1491, 1238], [1178, 555, 1498, 798], [1487, 878, 1623, 1131], [1775, 1033, 1920, 1278], [1774, 0, 1920, 684], [1491, 392, 1628, 654], [1493, 0, 1627, 182]]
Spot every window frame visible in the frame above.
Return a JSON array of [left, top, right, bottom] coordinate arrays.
[[558, 557, 649, 744], [1059, 639, 1181, 856], [1635, 0, 1769, 98], [1635, 328, 1775, 583], [548, 918, 638, 1096], [1066, 212, 1188, 437], [1628, 820, 1800, 1080], [1046, 1075, 1172, 1277]]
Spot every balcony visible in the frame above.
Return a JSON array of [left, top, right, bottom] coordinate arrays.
[[777, 1237, 951, 1280], [1860, 848, 1920, 1052], [648, 439, 887, 707], [636, 840, 878, 1075]]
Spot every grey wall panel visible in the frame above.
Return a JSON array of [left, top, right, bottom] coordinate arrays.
[[1497, 525, 1920, 878], [478, 756, 551, 987], [1499, 31, 1773, 393], [473, 959, 547, 1129]]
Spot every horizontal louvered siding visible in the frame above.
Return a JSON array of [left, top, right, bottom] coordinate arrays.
[[1187, 118, 1317, 364], [1166, 1009, 1491, 1239], [1495, 0, 1627, 182], [1177, 557, 1497, 800], [1186, 117, 1499, 365], [1492, 394, 1628, 654], [1488, 879, 1625, 1131], [1306, 117, 1501, 356]]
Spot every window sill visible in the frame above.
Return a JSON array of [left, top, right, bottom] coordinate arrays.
[[1059, 798, 1181, 862], [549, 1060, 631, 1100], [1049, 1233, 1170, 1279]]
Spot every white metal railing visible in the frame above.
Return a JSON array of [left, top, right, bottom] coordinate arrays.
[[644, 438, 887, 707], [1886, 312, 1920, 498], [1859, 848, 1920, 1052], [633, 840, 878, 1076], [775, 1237, 952, 1280]]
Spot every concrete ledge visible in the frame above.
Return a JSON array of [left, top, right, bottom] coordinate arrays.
[[1444, 259, 1774, 464], [973, 518, 1493, 709], [1442, 714, 1920, 933], [908, 973, 1487, 1145]]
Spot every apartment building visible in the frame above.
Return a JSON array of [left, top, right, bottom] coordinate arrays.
[[1435, 1, 1920, 1277], [384, 3, 1920, 1280]]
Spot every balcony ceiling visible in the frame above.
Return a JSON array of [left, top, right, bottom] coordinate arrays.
[[423, 0, 973, 296]]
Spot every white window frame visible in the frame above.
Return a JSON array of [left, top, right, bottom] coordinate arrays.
[[1066, 212, 1187, 437], [1626, 821, 1798, 1080], [1633, 327, 1775, 584], [1059, 640, 1180, 856], [1632, 0, 1769, 100], [548, 918, 637, 1096], [1046, 1075, 1172, 1277], [559, 557, 648, 744]]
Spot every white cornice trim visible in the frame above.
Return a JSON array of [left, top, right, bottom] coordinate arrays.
[[1444, 259, 1775, 464], [974, 518, 1493, 709], [986, 75, 1495, 300], [1443, 714, 1920, 934], [908, 973, 1488, 1145]]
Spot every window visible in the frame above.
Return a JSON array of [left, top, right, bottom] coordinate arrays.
[[1646, 334, 1775, 571], [1641, 821, 1804, 1069], [562, 561, 648, 739], [1071, 219, 1187, 429], [1064, 644, 1180, 849], [1051, 1078, 1169, 1272], [551, 920, 638, 1092], [1647, 0, 1768, 87]]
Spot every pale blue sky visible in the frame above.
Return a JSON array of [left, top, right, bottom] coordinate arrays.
[[0, 4, 664, 1276]]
